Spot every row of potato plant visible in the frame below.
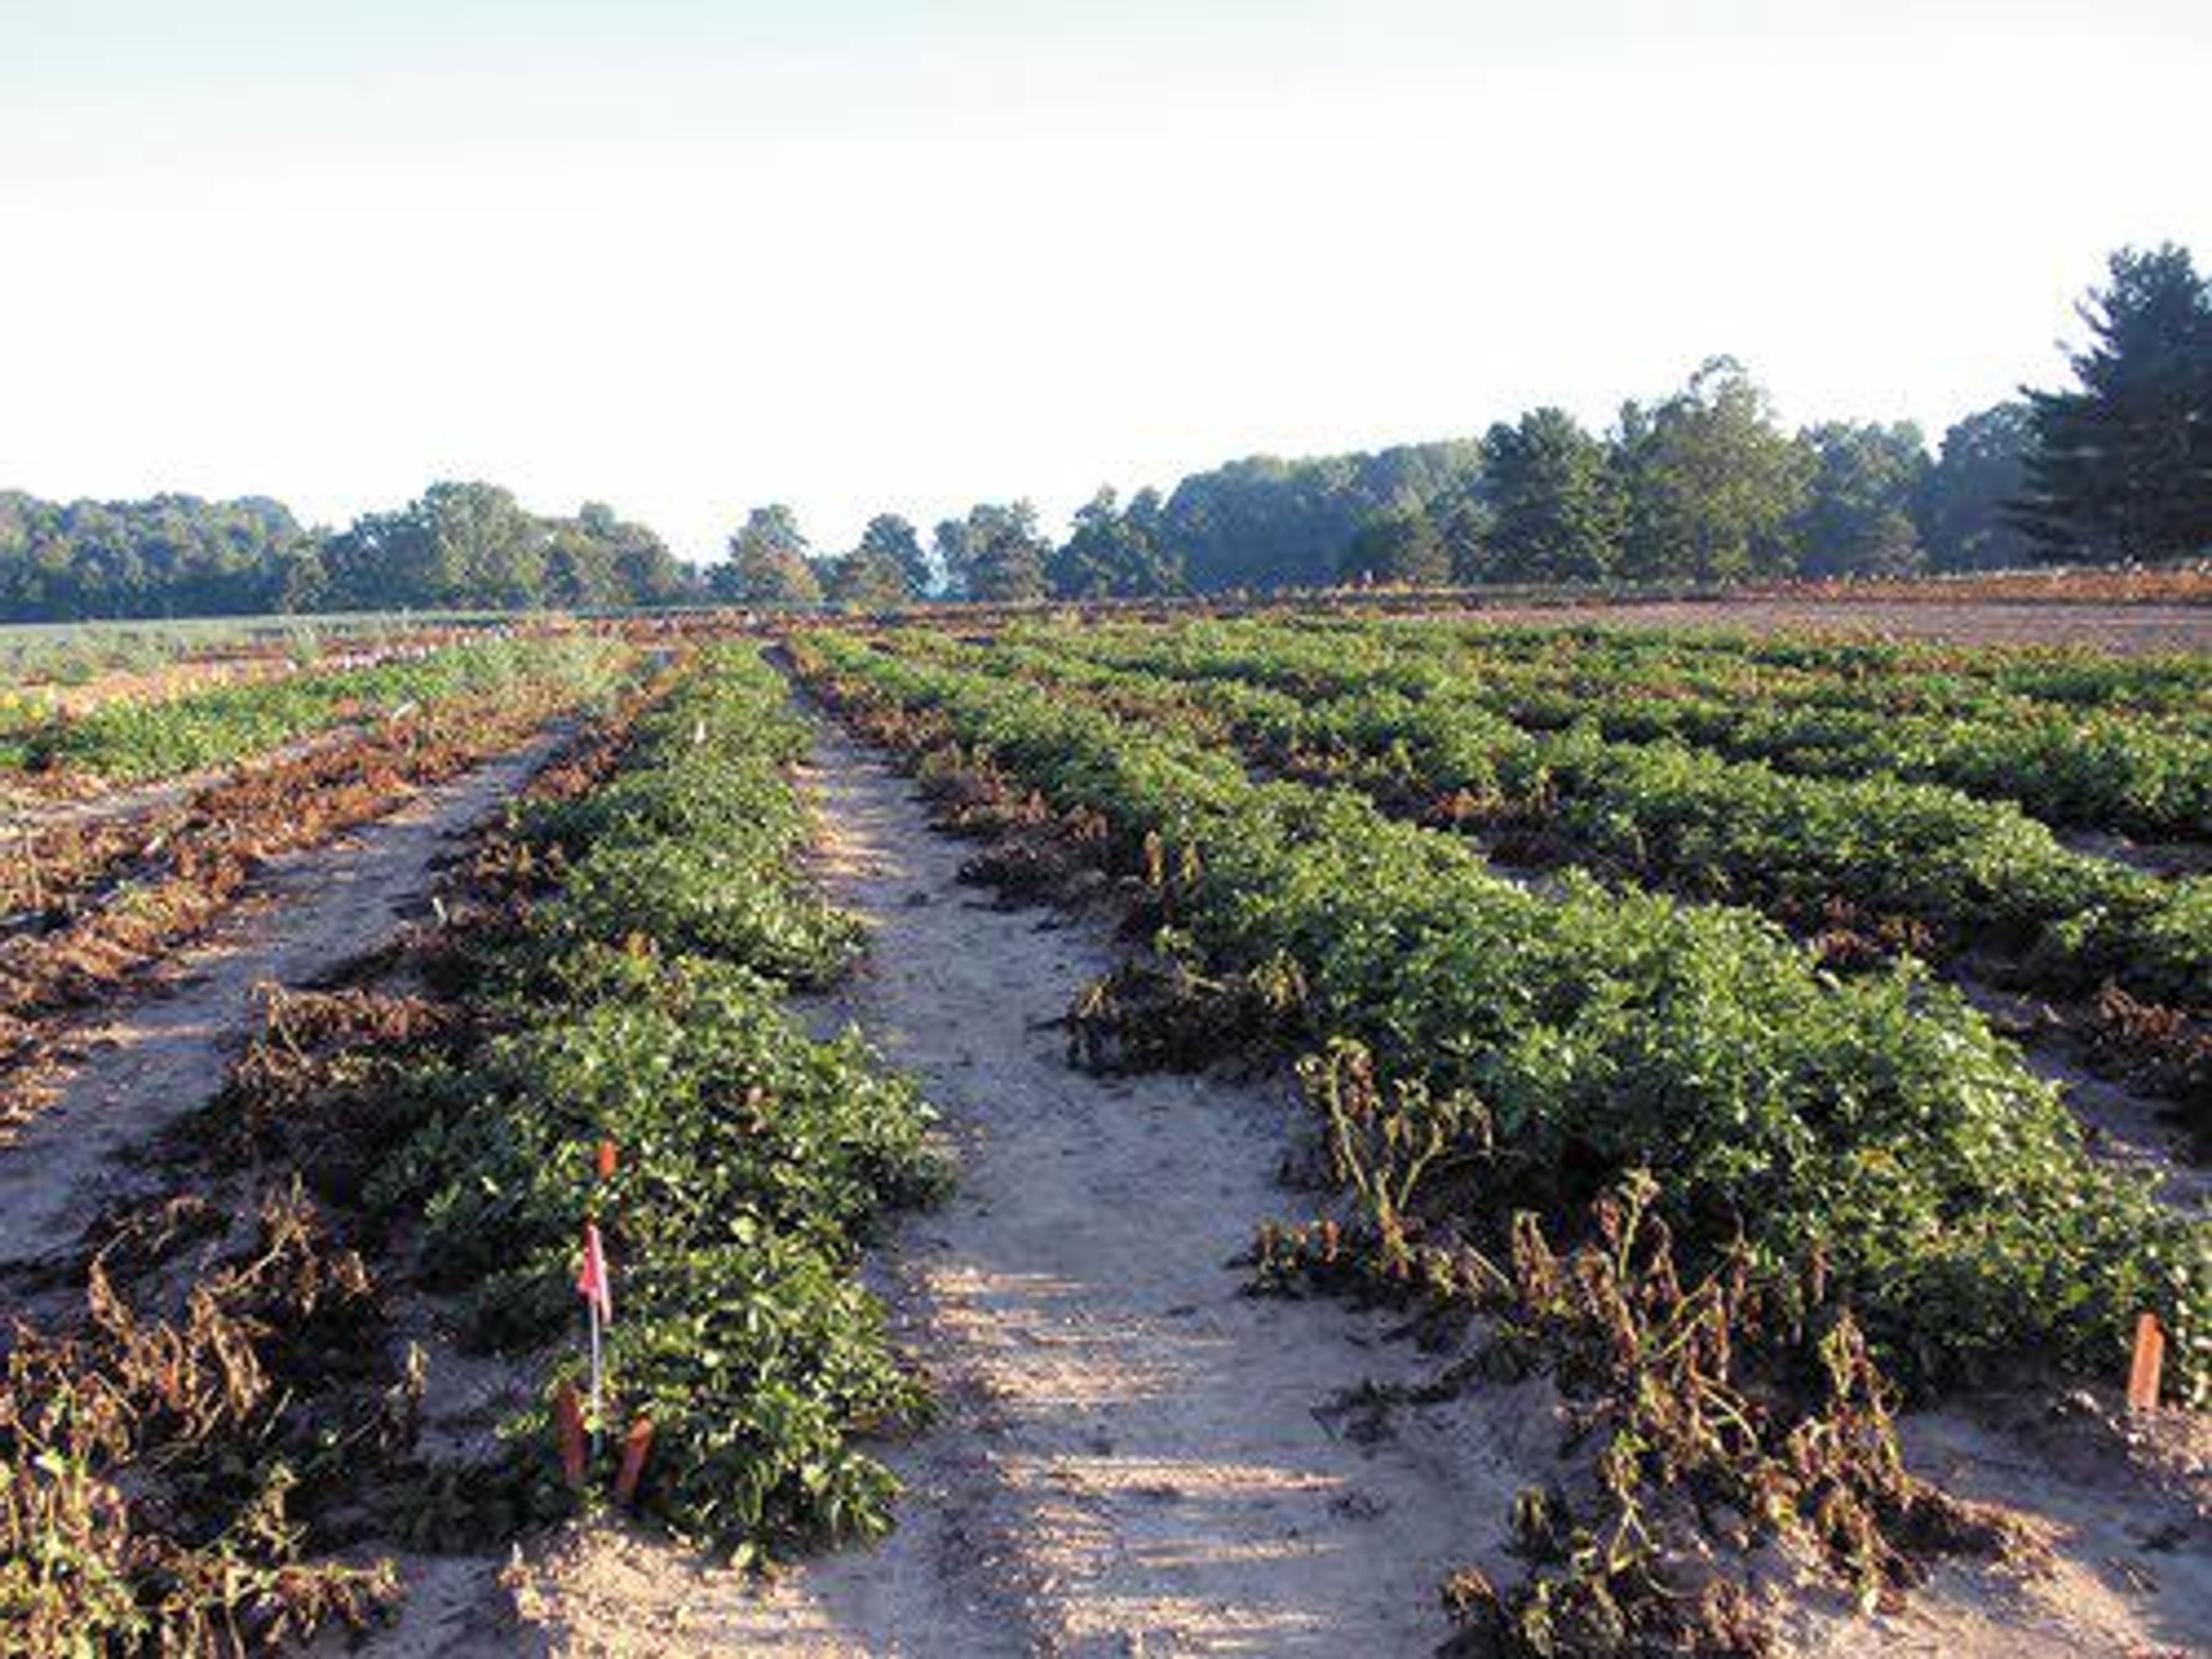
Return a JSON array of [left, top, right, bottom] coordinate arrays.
[[1, 636, 608, 783], [1405, 620, 2211, 717], [0, 649, 939, 1651], [368, 645, 948, 1558], [1289, 618, 2209, 837], [798, 629, 2206, 1403], [1, 642, 638, 1124], [0, 664, 677, 1651], [1019, 621, 2209, 1008]]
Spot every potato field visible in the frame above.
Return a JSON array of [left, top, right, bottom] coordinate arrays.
[[1, 603, 2205, 1657]]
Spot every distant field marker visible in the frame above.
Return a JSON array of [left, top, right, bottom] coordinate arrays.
[[554, 1381, 588, 1486], [615, 1417, 656, 1507], [2127, 1312, 2164, 1412]]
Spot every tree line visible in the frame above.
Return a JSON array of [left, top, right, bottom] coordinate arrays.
[[717, 241, 2205, 602], [0, 484, 691, 622], [694, 381, 2067, 605], [502, 240, 2212, 607], [3, 243, 2202, 622]]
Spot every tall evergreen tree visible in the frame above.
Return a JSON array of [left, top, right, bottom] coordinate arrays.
[[2016, 243, 2212, 561]]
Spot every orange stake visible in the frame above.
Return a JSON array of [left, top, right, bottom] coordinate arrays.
[[615, 1416, 656, 1506], [554, 1381, 589, 1485], [596, 1138, 618, 1180], [2127, 1313, 2164, 1413]]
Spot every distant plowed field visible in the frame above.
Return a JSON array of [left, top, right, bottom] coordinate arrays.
[[1449, 596, 2211, 654]]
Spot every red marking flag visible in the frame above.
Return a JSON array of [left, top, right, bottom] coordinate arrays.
[[578, 1221, 613, 1322]]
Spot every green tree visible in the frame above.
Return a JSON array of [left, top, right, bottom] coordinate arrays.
[[1047, 487, 1185, 598], [1473, 407, 1624, 582], [854, 513, 933, 597], [717, 504, 821, 605], [575, 502, 690, 606], [817, 537, 914, 609], [319, 481, 546, 609], [0, 491, 312, 620], [1793, 421, 1929, 577], [1151, 440, 1484, 593], [446, 483, 548, 606], [1916, 402, 2038, 571], [1340, 506, 1450, 586], [953, 501, 1050, 602], [0, 484, 690, 621], [1618, 359, 1815, 581], [2016, 243, 2212, 561], [1437, 497, 1495, 585], [543, 519, 623, 608]]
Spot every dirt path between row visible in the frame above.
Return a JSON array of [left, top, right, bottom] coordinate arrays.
[[511, 716, 2208, 1658], [508, 721, 1556, 1654], [0, 728, 566, 1273]]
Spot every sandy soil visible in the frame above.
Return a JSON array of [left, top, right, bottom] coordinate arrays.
[[1781, 1387, 2212, 1657], [504, 722, 1560, 1656], [0, 730, 565, 1267]]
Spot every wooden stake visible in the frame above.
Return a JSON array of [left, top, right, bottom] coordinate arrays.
[[614, 1416, 656, 1506], [2127, 1312, 2164, 1413], [554, 1381, 589, 1485]]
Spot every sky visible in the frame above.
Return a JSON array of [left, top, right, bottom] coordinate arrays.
[[3, 2, 2208, 562]]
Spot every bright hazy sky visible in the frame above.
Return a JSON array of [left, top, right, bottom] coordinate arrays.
[[3, 2, 2207, 561]]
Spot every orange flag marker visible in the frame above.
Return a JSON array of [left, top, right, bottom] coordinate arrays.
[[2127, 1313, 2164, 1413], [596, 1138, 618, 1180], [554, 1381, 588, 1485], [615, 1416, 656, 1506]]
